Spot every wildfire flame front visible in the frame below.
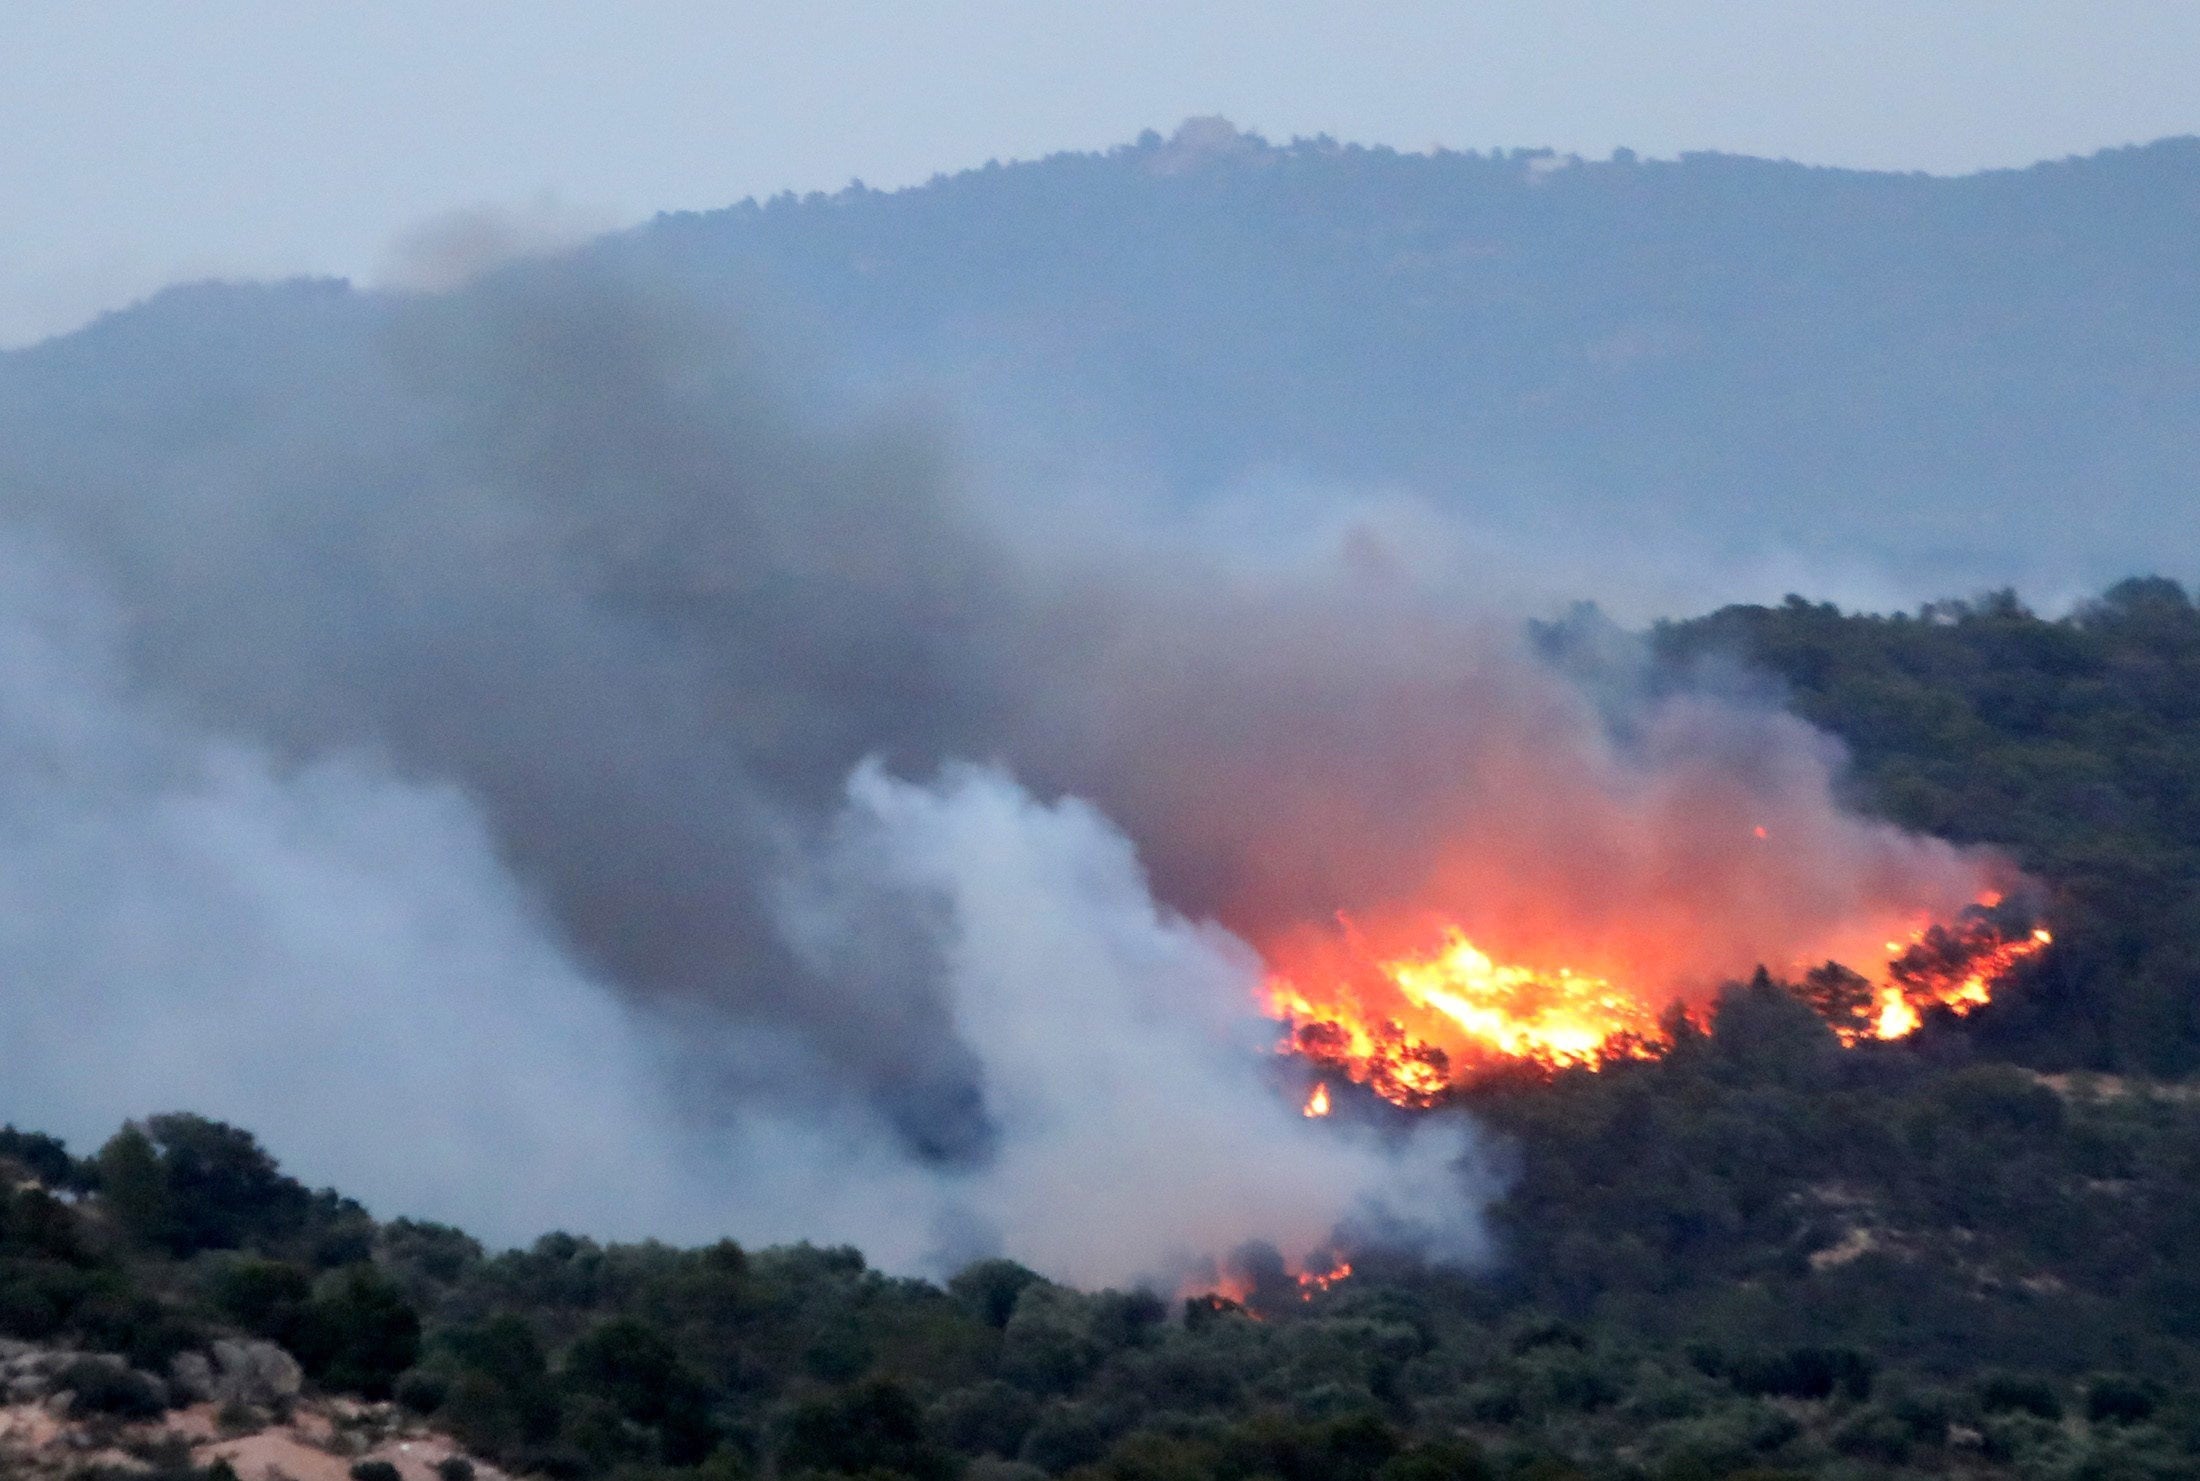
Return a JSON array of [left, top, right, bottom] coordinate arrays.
[[1263, 905, 2050, 1108]]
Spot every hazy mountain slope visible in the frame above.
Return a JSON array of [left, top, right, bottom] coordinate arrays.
[[617, 126, 2200, 601], [9, 128, 2197, 603]]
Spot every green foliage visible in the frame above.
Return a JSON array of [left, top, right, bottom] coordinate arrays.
[[0, 1124, 78, 1187], [57, 1356, 166, 1417], [426, 1314, 563, 1455], [287, 1265, 421, 1398], [1658, 580, 2200, 1075], [206, 1255, 313, 1339], [1376, 1438, 1493, 1481], [929, 1379, 1040, 1457], [561, 1316, 718, 1466], [2089, 1374, 2164, 1424], [1978, 1371, 2065, 1420], [95, 1124, 173, 1250], [778, 1378, 955, 1481], [951, 1258, 1046, 1328], [17, 1080, 2200, 1479], [91, 1114, 362, 1262]]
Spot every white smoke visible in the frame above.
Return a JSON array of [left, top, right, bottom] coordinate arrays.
[[776, 761, 1484, 1284], [0, 539, 1480, 1283]]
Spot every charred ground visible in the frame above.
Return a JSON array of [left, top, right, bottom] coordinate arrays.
[[9, 577, 2200, 1481]]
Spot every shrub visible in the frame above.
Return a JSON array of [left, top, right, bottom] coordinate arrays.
[[59, 1358, 165, 1419], [1829, 1404, 1914, 1463], [1015, 1398, 1116, 1474], [561, 1316, 717, 1465], [0, 1126, 76, 1187], [949, 1258, 1046, 1328], [2088, 1373, 2163, 1424], [394, 1368, 449, 1415], [1978, 1372, 2064, 1420], [780, 1378, 955, 1481], [1712, 1346, 1874, 1402], [289, 1265, 421, 1398], [206, 1257, 312, 1339], [929, 1379, 1040, 1457], [1379, 1438, 1495, 1481]]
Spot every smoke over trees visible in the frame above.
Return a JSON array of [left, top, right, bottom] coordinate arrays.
[[0, 253, 2018, 1281]]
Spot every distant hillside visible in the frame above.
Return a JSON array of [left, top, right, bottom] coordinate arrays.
[[9, 125, 2198, 603], [608, 123, 2200, 601]]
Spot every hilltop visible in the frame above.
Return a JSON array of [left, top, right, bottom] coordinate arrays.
[[608, 121, 2200, 600], [11, 125, 2200, 603]]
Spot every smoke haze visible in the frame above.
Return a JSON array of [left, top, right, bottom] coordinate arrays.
[[0, 260, 2009, 1280]]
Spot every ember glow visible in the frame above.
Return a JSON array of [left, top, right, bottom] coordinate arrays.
[[1263, 903, 2051, 1105], [1191, 1250, 1358, 1312], [1296, 1256, 1352, 1299], [1864, 918, 2054, 1046]]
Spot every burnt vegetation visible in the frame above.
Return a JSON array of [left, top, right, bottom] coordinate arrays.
[[10, 576, 2200, 1480]]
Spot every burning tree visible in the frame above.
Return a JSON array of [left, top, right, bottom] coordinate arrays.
[[1264, 902, 2051, 1108]]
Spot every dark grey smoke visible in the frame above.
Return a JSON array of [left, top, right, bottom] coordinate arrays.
[[0, 256, 2004, 1277], [3, 266, 1017, 1161]]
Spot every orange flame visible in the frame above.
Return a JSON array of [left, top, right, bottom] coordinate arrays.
[[1296, 1257, 1352, 1299], [1189, 1253, 1355, 1312], [1265, 906, 2049, 1106], [1847, 921, 2053, 1048]]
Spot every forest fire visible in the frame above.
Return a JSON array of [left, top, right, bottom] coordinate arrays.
[[1295, 1256, 1353, 1298], [1265, 903, 2050, 1107], [1191, 1251, 1357, 1314]]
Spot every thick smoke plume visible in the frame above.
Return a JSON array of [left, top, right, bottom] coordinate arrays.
[[0, 263, 2004, 1280]]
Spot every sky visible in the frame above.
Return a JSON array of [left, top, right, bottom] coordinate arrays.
[[4, 1, 2199, 348]]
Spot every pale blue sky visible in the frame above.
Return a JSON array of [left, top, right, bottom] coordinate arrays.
[[5, 1, 2199, 346]]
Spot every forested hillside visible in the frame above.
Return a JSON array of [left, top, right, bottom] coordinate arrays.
[[11, 578, 2200, 1481], [1660, 576, 2200, 1075]]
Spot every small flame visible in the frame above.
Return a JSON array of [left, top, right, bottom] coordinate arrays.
[[1871, 988, 1920, 1040], [1834, 919, 2051, 1046], [1188, 1252, 1355, 1313], [1303, 1082, 1331, 1117], [1297, 1257, 1352, 1299]]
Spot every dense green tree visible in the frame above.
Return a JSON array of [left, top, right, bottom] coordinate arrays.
[[288, 1265, 421, 1398], [778, 1378, 955, 1481]]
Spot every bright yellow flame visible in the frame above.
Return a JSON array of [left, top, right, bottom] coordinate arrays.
[[1871, 987, 1920, 1040], [1265, 906, 2051, 1105], [1384, 931, 1663, 1069]]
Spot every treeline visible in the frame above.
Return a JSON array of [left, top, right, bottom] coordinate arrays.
[[17, 1004, 2200, 1481], [1657, 575, 2200, 1075]]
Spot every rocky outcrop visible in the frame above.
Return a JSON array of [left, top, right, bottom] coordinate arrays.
[[2, 1336, 493, 1481], [0, 1342, 169, 1414], [169, 1338, 304, 1409]]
